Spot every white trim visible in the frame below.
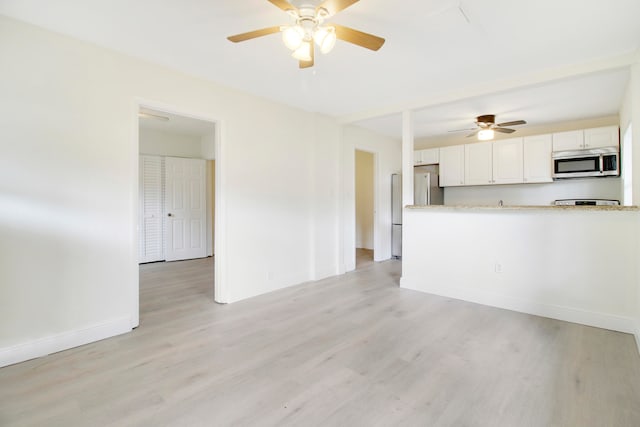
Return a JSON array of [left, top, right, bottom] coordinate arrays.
[[132, 98, 226, 309], [0, 317, 131, 368], [353, 147, 379, 261], [635, 327, 640, 356], [130, 101, 141, 327], [400, 277, 636, 334], [213, 117, 227, 303]]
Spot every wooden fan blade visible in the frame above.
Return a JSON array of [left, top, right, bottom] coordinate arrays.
[[317, 0, 359, 16], [494, 127, 516, 134], [267, 0, 297, 12], [227, 26, 281, 43], [466, 131, 479, 138], [299, 43, 315, 69], [496, 120, 526, 127], [333, 24, 385, 51]]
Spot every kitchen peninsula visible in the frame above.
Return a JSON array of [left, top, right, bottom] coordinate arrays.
[[400, 204, 640, 334]]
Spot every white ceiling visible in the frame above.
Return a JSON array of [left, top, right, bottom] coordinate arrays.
[[357, 68, 631, 139], [139, 108, 215, 138], [2, 0, 640, 139]]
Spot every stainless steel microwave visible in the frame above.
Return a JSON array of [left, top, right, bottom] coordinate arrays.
[[552, 147, 619, 179]]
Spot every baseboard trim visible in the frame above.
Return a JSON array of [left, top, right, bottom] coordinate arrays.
[[313, 267, 339, 282], [400, 277, 636, 335], [0, 317, 132, 368]]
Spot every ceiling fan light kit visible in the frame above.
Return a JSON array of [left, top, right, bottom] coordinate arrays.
[[313, 26, 337, 53], [292, 41, 313, 61], [227, 0, 385, 68], [282, 25, 305, 50], [477, 129, 495, 141]]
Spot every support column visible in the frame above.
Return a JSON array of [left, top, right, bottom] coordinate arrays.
[[400, 110, 414, 285], [402, 110, 414, 207]]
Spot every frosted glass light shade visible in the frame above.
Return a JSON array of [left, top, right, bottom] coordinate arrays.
[[292, 41, 312, 61], [313, 26, 336, 54], [478, 129, 495, 141], [282, 26, 304, 50]]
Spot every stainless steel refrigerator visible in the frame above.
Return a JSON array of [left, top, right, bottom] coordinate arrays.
[[414, 165, 444, 206]]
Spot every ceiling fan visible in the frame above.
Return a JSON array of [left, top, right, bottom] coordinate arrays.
[[449, 114, 527, 140], [227, 0, 385, 69]]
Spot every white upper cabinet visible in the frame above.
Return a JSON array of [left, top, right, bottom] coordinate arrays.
[[439, 145, 465, 187], [414, 148, 439, 165], [552, 126, 619, 151], [436, 125, 613, 187], [465, 141, 493, 185], [493, 138, 524, 184], [523, 134, 553, 183], [584, 126, 619, 149], [552, 130, 584, 151]]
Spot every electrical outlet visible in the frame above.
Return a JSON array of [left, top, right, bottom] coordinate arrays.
[[494, 263, 503, 273]]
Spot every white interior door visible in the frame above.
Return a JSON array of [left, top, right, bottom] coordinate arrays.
[[139, 155, 163, 263], [165, 157, 207, 262]]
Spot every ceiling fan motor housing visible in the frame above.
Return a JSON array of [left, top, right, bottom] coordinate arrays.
[[476, 114, 496, 127]]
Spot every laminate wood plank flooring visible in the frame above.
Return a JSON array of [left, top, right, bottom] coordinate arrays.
[[1, 257, 640, 426], [355, 248, 374, 270]]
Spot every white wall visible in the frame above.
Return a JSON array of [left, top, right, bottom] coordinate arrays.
[[402, 207, 639, 334], [0, 16, 400, 366], [139, 128, 203, 158], [444, 178, 622, 206], [355, 150, 374, 249], [342, 126, 401, 268], [308, 115, 342, 281]]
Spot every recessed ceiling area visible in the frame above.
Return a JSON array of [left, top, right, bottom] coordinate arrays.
[[2, 0, 639, 139], [139, 108, 215, 139], [353, 68, 631, 140]]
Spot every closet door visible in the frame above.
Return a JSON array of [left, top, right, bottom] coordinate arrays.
[[139, 155, 164, 263], [164, 157, 207, 261]]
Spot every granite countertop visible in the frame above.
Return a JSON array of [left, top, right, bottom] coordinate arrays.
[[406, 204, 640, 211]]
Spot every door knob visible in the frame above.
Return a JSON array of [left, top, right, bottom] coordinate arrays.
[[167, 213, 173, 217]]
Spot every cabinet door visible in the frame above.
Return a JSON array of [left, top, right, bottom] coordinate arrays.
[[439, 145, 465, 187], [414, 148, 440, 165], [413, 150, 424, 165], [552, 130, 584, 151], [523, 135, 553, 183], [493, 138, 523, 184], [584, 126, 619, 149], [420, 148, 439, 165], [465, 141, 493, 185]]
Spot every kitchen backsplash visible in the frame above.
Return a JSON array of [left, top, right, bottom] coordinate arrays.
[[444, 177, 621, 206]]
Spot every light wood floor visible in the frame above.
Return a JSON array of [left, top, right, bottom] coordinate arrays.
[[356, 248, 374, 269], [1, 257, 640, 426]]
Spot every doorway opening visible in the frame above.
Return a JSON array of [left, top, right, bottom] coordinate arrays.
[[135, 104, 219, 326], [355, 149, 375, 269]]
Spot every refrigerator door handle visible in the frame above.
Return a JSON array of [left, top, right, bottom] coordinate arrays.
[[426, 174, 431, 205]]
